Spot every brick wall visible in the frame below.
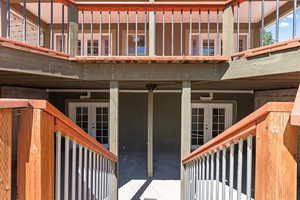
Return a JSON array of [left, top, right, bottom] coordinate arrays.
[[254, 88, 297, 109], [9, 11, 44, 46], [0, 86, 48, 99]]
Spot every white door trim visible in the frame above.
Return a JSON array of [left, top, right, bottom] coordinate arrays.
[[191, 103, 233, 150], [68, 102, 109, 144]]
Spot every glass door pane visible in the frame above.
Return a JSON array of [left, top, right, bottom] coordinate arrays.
[[75, 107, 89, 133], [191, 107, 206, 150], [95, 107, 109, 148], [212, 108, 226, 138]]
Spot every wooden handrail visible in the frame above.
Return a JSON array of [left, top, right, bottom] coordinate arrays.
[[76, 2, 226, 11], [0, 37, 70, 60], [52, 0, 250, 11], [71, 56, 228, 64], [182, 102, 293, 164], [0, 99, 117, 162], [37, 0, 247, 11], [231, 38, 300, 59]]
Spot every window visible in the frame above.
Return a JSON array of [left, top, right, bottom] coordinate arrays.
[[191, 108, 205, 147], [75, 107, 89, 133], [87, 40, 99, 56], [212, 108, 226, 138], [239, 39, 243, 52], [128, 34, 145, 55], [96, 107, 109, 144], [77, 34, 110, 56], [77, 40, 81, 56], [203, 39, 215, 56]]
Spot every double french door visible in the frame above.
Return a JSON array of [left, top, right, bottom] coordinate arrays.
[[69, 102, 109, 148], [191, 103, 233, 150]]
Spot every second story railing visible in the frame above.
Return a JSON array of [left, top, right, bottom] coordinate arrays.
[[0, 99, 118, 200], [0, 0, 299, 59], [75, 3, 224, 57], [182, 102, 297, 200], [231, 0, 300, 57]]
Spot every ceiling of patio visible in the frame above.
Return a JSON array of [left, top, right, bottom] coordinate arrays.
[[0, 70, 299, 91]]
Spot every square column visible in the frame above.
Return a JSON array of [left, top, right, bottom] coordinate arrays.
[[109, 81, 119, 155], [68, 4, 78, 56], [109, 81, 119, 200], [147, 91, 154, 177], [180, 81, 191, 200], [222, 4, 234, 56]]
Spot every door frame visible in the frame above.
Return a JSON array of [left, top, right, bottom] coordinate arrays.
[[68, 102, 109, 146], [191, 102, 233, 149]]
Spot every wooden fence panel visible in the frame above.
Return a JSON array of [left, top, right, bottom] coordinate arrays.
[[0, 109, 13, 200]]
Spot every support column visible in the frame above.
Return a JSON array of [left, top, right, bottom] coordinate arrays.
[[109, 81, 119, 155], [68, 4, 78, 56], [147, 91, 154, 177], [222, 4, 234, 56], [0, 0, 7, 38], [148, 0, 156, 56], [180, 81, 191, 200], [109, 81, 119, 200]]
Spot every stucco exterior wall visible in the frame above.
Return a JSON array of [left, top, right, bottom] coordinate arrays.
[[48, 92, 254, 152]]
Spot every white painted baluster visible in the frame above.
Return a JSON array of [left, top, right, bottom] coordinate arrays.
[[64, 137, 70, 200], [237, 140, 244, 200], [71, 141, 77, 200], [229, 144, 234, 200], [55, 132, 62, 200], [247, 136, 253, 200]]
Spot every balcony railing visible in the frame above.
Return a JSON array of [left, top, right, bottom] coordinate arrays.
[[0, 0, 299, 59], [232, 0, 300, 54], [0, 99, 118, 200], [182, 102, 297, 200]]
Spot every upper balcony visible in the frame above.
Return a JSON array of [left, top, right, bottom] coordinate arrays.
[[0, 0, 300, 63]]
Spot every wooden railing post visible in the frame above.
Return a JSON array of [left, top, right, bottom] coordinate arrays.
[[255, 111, 298, 200], [0, 109, 13, 200], [17, 108, 55, 200]]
